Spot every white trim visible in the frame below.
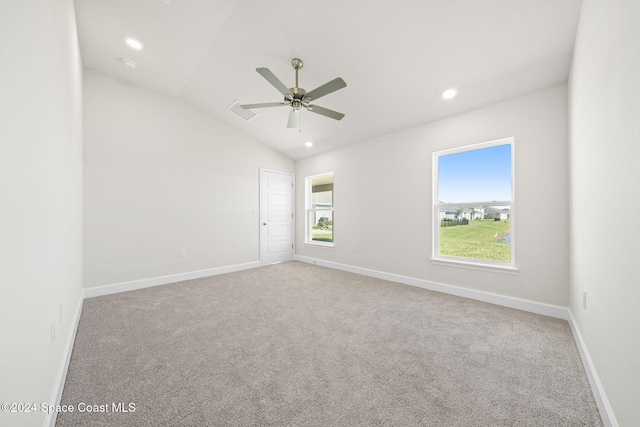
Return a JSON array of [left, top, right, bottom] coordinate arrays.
[[45, 296, 84, 427], [260, 168, 295, 266], [430, 257, 519, 274], [433, 136, 515, 158], [48, 258, 617, 427], [294, 255, 563, 318], [433, 137, 516, 269], [294, 255, 617, 425], [46, 261, 262, 425], [567, 311, 619, 427], [83, 261, 261, 299], [304, 241, 335, 248], [259, 167, 295, 175], [305, 171, 334, 246]]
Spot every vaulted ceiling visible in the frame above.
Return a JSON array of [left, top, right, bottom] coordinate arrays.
[[74, 0, 582, 159]]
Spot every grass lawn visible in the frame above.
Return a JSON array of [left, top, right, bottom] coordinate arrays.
[[312, 228, 333, 242], [439, 220, 510, 262]]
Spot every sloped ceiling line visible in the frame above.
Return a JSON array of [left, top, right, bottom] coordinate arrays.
[[74, 0, 582, 160]]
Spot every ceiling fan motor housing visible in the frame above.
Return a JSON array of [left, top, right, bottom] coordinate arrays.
[[287, 87, 309, 110]]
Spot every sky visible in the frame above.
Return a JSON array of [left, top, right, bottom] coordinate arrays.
[[438, 143, 512, 203]]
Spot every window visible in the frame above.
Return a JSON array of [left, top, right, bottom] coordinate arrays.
[[305, 172, 334, 246], [432, 138, 515, 270]]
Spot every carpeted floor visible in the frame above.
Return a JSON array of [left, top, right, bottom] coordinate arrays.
[[56, 261, 603, 426]]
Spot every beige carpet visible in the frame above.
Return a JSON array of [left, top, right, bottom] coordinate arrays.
[[56, 261, 603, 426]]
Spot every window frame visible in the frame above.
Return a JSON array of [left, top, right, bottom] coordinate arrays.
[[305, 172, 334, 247], [431, 137, 517, 273]]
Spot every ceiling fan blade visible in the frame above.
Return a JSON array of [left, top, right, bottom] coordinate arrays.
[[240, 102, 287, 109], [287, 109, 300, 128], [256, 68, 291, 97], [307, 105, 345, 121], [305, 77, 346, 101]]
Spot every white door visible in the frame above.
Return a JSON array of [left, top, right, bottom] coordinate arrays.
[[260, 170, 294, 265]]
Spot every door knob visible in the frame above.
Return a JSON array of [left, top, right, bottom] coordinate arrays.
[[263, 223, 267, 226]]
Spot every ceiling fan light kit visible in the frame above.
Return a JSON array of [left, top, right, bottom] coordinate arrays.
[[241, 58, 346, 128]]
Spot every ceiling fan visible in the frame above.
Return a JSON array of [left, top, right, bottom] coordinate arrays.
[[241, 58, 346, 128]]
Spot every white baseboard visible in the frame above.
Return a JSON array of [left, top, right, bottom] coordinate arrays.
[[46, 261, 262, 426], [567, 312, 619, 427], [294, 255, 617, 426], [83, 261, 261, 299], [50, 257, 617, 427], [45, 295, 84, 427], [294, 255, 568, 319]]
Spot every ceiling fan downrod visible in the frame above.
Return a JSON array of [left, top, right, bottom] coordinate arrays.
[[289, 58, 308, 109], [292, 58, 303, 89]]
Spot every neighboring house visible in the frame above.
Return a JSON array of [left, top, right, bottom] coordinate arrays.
[[440, 208, 477, 220], [439, 207, 472, 220], [482, 206, 510, 220], [469, 208, 483, 220], [482, 206, 499, 219], [439, 208, 457, 220], [439, 206, 509, 221]]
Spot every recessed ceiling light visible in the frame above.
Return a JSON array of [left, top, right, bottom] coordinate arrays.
[[121, 58, 138, 69], [305, 141, 313, 148], [124, 37, 143, 50], [442, 88, 457, 100]]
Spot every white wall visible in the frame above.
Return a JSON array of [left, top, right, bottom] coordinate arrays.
[[83, 70, 294, 288], [296, 85, 570, 306], [569, 0, 640, 424], [0, 1, 83, 427]]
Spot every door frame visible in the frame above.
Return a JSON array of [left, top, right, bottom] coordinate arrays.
[[259, 168, 295, 265]]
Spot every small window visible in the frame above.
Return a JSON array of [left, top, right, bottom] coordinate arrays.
[[433, 138, 515, 270], [306, 173, 334, 246]]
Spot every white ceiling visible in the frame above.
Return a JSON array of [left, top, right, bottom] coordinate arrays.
[[74, 0, 582, 160]]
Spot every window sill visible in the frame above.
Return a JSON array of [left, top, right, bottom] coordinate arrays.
[[430, 257, 518, 275], [305, 241, 335, 248]]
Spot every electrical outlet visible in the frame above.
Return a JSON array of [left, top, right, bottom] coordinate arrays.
[[51, 318, 56, 345], [350, 243, 356, 253], [582, 290, 587, 310], [179, 249, 186, 258]]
